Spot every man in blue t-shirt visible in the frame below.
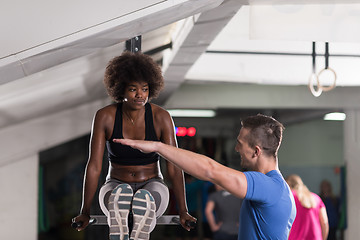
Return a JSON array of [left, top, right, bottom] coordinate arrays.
[[115, 114, 296, 239], [239, 170, 295, 239]]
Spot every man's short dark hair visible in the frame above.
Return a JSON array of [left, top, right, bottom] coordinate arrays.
[[241, 114, 284, 158]]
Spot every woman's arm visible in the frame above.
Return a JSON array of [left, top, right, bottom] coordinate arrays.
[[319, 206, 329, 240], [73, 109, 107, 230], [156, 107, 196, 230]]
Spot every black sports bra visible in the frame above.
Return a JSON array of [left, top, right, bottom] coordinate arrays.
[[106, 103, 160, 165]]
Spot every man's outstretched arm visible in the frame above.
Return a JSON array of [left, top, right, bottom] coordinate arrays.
[[114, 139, 247, 199]]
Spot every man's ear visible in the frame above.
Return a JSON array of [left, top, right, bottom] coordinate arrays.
[[254, 146, 262, 157]]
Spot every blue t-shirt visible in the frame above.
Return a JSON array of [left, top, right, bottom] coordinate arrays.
[[238, 170, 296, 240]]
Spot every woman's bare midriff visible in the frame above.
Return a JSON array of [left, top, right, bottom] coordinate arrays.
[[109, 162, 161, 183]]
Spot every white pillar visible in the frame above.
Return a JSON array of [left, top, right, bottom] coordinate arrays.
[[344, 110, 360, 240], [0, 155, 39, 240]]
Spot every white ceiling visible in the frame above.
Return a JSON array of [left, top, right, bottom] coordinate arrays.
[[187, 5, 360, 87]]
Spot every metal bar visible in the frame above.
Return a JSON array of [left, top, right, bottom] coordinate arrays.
[[206, 50, 360, 58], [90, 214, 181, 225], [72, 214, 196, 228]]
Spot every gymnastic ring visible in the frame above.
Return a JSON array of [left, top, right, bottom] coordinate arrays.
[[308, 73, 322, 97], [317, 67, 337, 92]]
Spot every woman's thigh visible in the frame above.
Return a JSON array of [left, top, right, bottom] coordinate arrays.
[[98, 178, 169, 218], [142, 180, 169, 218]]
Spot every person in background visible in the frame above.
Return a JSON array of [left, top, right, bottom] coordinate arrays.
[[286, 174, 329, 240], [320, 179, 340, 240], [72, 51, 195, 240], [205, 184, 242, 240]]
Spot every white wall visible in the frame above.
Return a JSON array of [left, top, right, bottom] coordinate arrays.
[[280, 119, 344, 167], [0, 99, 109, 239], [0, 155, 38, 240], [279, 119, 344, 195]]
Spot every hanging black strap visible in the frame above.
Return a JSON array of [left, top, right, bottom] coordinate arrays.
[[312, 42, 316, 73], [325, 42, 329, 69]]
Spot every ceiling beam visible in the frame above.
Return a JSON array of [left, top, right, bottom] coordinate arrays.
[[154, 0, 245, 105], [0, 0, 224, 85], [0, 98, 110, 167]]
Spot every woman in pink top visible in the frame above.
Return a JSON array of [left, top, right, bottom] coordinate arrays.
[[286, 174, 329, 240]]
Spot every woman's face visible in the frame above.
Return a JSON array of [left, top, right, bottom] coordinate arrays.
[[123, 81, 149, 109]]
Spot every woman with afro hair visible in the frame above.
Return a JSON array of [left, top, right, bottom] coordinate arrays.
[[73, 51, 196, 240]]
